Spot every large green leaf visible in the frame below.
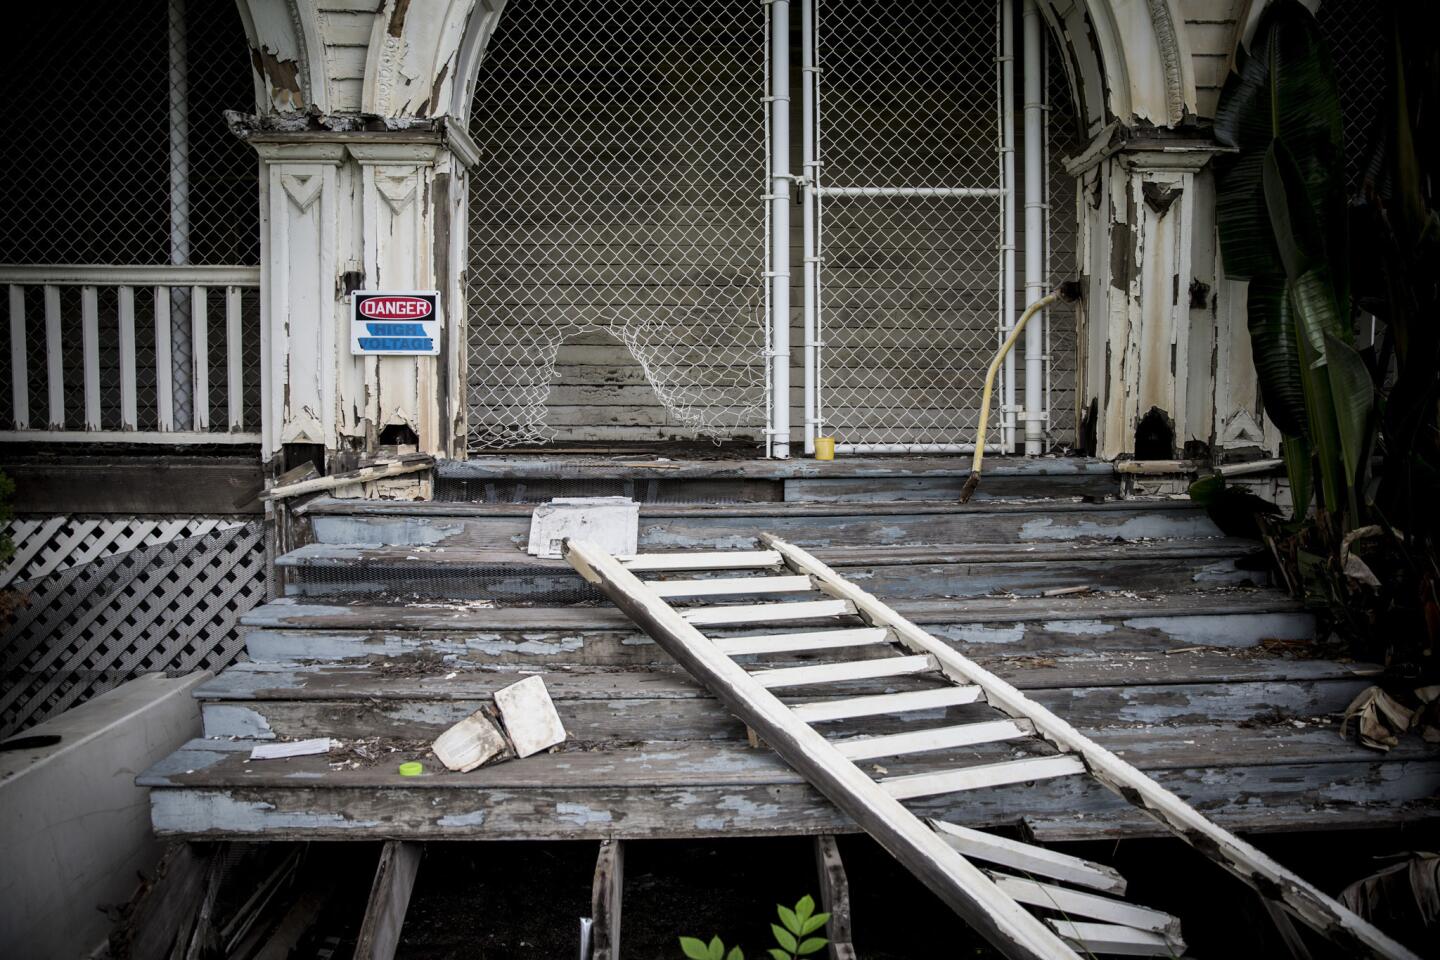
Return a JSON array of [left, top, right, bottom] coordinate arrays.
[[1324, 331, 1375, 491], [1245, 275, 1309, 437], [1214, 0, 1345, 282], [1284, 435, 1315, 521], [1289, 280, 1346, 518]]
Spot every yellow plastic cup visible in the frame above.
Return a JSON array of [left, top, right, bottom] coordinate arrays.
[[814, 436, 836, 461]]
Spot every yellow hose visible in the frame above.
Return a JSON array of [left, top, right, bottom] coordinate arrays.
[[959, 289, 1064, 503]]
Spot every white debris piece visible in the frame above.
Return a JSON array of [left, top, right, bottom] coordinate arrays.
[[432, 709, 510, 772], [526, 497, 638, 559], [494, 675, 568, 757], [250, 738, 333, 760]]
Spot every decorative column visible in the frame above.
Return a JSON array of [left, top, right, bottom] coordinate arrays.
[[1071, 135, 1222, 460], [251, 132, 472, 476]]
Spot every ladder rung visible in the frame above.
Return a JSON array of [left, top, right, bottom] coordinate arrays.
[[927, 820, 1126, 894], [650, 574, 814, 599], [1046, 920, 1181, 957], [790, 685, 984, 723], [751, 654, 936, 689], [832, 719, 1034, 761], [683, 598, 854, 626], [713, 627, 890, 656], [990, 874, 1180, 936], [623, 550, 783, 572], [880, 755, 1086, 800]]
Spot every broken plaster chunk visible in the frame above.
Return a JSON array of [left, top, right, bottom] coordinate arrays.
[[494, 675, 568, 758], [250, 738, 332, 760], [526, 496, 638, 559], [433, 709, 509, 772]]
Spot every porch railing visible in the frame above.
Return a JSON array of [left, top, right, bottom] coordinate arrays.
[[1, 265, 261, 444]]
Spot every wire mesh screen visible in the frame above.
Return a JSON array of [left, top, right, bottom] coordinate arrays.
[[1316, 0, 1386, 201], [814, 0, 1004, 449], [465, 0, 768, 449], [0, 0, 258, 266], [1045, 35, 1082, 446], [1, 517, 266, 739]]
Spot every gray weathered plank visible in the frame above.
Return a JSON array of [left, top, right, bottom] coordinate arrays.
[[354, 841, 423, 960]]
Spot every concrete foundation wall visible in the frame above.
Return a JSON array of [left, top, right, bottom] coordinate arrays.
[[0, 671, 210, 960]]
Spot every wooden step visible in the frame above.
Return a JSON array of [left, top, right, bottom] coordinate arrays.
[[276, 539, 1265, 601], [988, 874, 1180, 936], [140, 734, 1440, 840], [240, 592, 1316, 665], [300, 497, 1222, 551], [713, 627, 891, 656], [647, 574, 815, 598], [927, 820, 1127, 894], [682, 598, 855, 626]]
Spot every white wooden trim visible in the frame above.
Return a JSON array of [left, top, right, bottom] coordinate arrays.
[[154, 287, 173, 431], [988, 875, 1180, 938], [9, 285, 28, 429], [832, 719, 1034, 761], [118, 286, 138, 429], [563, 539, 1083, 960], [650, 574, 814, 598], [714, 627, 889, 656], [750, 654, 936, 689], [1045, 921, 1173, 957], [191, 285, 208, 431], [927, 820, 1126, 895], [683, 598, 853, 626], [763, 534, 1418, 959], [226, 285, 243, 430], [0, 265, 260, 285], [0, 430, 260, 445], [624, 550, 784, 572], [880, 755, 1087, 800], [790, 686, 985, 723], [81, 286, 100, 429], [43, 285, 63, 428]]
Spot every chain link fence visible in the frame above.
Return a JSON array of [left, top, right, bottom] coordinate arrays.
[[2, 0, 258, 267], [465, 0, 769, 450], [813, 0, 1004, 449]]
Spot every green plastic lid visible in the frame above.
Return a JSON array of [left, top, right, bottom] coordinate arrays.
[[398, 761, 424, 777]]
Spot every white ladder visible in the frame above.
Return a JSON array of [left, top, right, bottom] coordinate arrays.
[[564, 536, 1416, 960]]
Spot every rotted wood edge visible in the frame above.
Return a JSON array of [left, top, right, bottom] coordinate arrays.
[[562, 538, 1083, 960], [591, 839, 624, 960], [354, 840, 424, 960], [813, 836, 857, 960], [760, 533, 1418, 960]]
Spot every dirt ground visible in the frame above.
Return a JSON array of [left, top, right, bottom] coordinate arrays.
[[274, 826, 1439, 959]]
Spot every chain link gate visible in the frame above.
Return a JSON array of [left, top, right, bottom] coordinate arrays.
[[465, 0, 770, 449], [804, 0, 1011, 453]]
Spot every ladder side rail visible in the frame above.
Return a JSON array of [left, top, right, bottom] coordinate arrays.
[[759, 533, 1417, 960], [563, 539, 1082, 960]]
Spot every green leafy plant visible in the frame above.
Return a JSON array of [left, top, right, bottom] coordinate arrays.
[[678, 895, 830, 960], [1211, 0, 1439, 674]]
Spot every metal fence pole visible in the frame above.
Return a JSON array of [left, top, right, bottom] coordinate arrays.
[[168, 0, 194, 429], [801, 0, 818, 455], [769, 0, 793, 458], [1022, 0, 1045, 455], [1000, 0, 1017, 454]]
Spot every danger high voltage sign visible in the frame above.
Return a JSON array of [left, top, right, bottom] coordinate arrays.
[[350, 291, 440, 355]]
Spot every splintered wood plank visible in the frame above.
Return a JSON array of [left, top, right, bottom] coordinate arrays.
[[927, 820, 1126, 894], [750, 655, 937, 689], [624, 550, 784, 572], [790, 686, 985, 723], [650, 574, 814, 598], [881, 756, 1087, 800], [683, 598, 854, 626], [354, 841, 423, 960], [714, 627, 890, 656], [832, 720, 1035, 761], [989, 874, 1180, 936], [814, 836, 857, 960], [1045, 920, 1177, 957], [591, 839, 624, 960], [762, 535, 1415, 960], [562, 540, 1083, 960]]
